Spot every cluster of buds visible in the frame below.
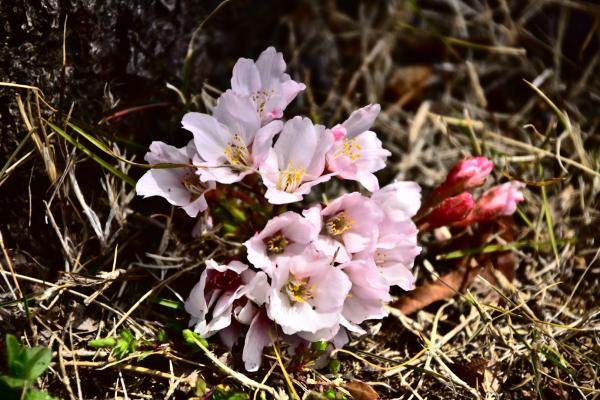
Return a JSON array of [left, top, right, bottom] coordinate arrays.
[[136, 48, 418, 371], [419, 157, 525, 230]]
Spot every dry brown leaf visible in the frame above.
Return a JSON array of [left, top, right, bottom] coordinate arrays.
[[392, 217, 518, 315], [388, 65, 432, 107], [343, 381, 380, 400], [390, 265, 478, 315]]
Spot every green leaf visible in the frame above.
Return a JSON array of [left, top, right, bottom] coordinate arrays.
[[324, 388, 337, 400], [311, 340, 328, 354], [88, 338, 117, 348], [24, 347, 52, 381], [329, 359, 341, 375], [0, 375, 28, 389], [212, 386, 249, 400], [156, 329, 168, 343], [182, 329, 209, 348], [5, 335, 22, 371], [153, 298, 184, 310], [25, 389, 59, 400], [195, 378, 207, 396]]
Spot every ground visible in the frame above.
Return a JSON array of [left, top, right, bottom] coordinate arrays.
[[0, 0, 599, 399]]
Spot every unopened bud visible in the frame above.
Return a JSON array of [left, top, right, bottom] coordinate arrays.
[[434, 157, 494, 198], [424, 192, 474, 228], [460, 181, 525, 225]]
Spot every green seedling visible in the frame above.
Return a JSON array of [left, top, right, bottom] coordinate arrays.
[[0, 334, 57, 400]]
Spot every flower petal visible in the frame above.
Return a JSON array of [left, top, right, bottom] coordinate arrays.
[[243, 310, 273, 372], [252, 120, 283, 166], [231, 58, 261, 96], [255, 47, 287, 89], [341, 104, 380, 138], [182, 112, 229, 163], [213, 90, 261, 144]]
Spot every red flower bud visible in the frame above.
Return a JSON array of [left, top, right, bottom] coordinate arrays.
[[424, 192, 474, 229], [434, 157, 494, 199]]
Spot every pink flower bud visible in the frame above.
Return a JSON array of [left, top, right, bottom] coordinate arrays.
[[424, 192, 474, 229], [435, 157, 494, 198], [461, 181, 525, 224]]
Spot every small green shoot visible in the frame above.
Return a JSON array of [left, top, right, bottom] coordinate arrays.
[[87, 330, 140, 358], [212, 385, 249, 400], [0, 334, 57, 400]]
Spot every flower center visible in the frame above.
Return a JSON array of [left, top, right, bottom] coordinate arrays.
[[277, 161, 305, 193], [265, 232, 289, 255], [285, 276, 314, 303], [181, 170, 207, 199], [251, 89, 276, 114], [325, 212, 354, 236], [223, 134, 251, 167], [335, 138, 362, 161], [374, 250, 386, 265]]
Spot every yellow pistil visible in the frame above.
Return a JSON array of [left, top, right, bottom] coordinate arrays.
[[325, 212, 354, 236], [265, 233, 289, 255], [335, 138, 362, 161], [286, 276, 314, 303], [277, 161, 305, 193], [223, 134, 251, 167]]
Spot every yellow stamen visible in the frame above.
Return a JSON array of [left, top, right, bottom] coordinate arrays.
[[277, 161, 305, 193], [335, 138, 362, 161], [325, 212, 354, 236], [286, 276, 314, 303], [223, 134, 251, 167], [266, 233, 289, 255], [251, 89, 276, 114]]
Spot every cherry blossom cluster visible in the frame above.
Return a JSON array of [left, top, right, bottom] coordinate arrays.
[[183, 181, 420, 371], [135, 47, 524, 372], [137, 47, 390, 214]]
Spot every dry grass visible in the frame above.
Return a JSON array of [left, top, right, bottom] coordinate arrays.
[[1, 0, 599, 398]]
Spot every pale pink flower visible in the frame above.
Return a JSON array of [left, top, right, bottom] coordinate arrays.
[[244, 211, 318, 273], [302, 206, 351, 263], [184, 260, 269, 339], [424, 192, 474, 229], [182, 91, 282, 184], [371, 181, 422, 222], [231, 47, 306, 125], [326, 104, 391, 191], [304, 193, 383, 262], [259, 116, 334, 204], [357, 181, 422, 290], [340, 260, 391, 324], [136, 140, 215, 217], [266, 253, 351, 335], [320, 193, 383, 254], [361, 219, 420, 290], [459, 181, 525, 225]]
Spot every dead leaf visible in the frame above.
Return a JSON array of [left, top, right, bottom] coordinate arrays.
[[452, 357, 499, 395], [388, 65, 432, 107], [392, 217, 518, 315], [343, 381, 380, 400], [390, 265, 478, 315]]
